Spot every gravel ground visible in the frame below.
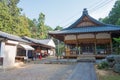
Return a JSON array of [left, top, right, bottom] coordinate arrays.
[[0, 64, 76, 80]]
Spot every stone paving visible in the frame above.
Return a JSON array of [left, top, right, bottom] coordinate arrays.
[[68, 62, 98, 80]]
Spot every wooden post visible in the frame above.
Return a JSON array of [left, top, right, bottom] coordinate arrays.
[[76, 35, 79, 55], [110, 33, 113, 54], [94, 33, 97, 54]]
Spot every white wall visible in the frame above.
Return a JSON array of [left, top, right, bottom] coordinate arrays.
[[48, 50, 54, 56], [48, 39, 56, 48], [3, 44, 17, 68]]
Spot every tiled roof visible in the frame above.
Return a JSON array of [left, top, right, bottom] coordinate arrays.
[[22, 36, 55, 48], [0, 31, 29, 43], [49, 25, 120, 35]]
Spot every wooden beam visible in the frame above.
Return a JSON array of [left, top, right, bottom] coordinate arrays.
[[64, 38, 111, 45]]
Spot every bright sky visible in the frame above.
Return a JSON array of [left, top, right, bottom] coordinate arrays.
[[18, 0, 117, 29]]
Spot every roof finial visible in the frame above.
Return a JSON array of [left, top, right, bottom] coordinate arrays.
[[83, 8, 88, 15]]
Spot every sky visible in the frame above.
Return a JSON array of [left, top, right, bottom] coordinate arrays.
[[18, 0, 117, 29]]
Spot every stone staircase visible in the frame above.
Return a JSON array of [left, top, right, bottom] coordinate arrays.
[[77, 54, 96, 62]]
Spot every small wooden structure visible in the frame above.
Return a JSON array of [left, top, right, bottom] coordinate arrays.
[[49, 8, 120, 59], [22, 36, 56, 57]]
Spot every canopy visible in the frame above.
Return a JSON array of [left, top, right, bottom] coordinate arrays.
[[19, 44, 34, 50]]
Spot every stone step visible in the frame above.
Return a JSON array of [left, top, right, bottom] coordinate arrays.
[[77, 55, 96, 62]]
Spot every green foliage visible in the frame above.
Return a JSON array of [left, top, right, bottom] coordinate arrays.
[[54, 26, 63, 30], [100, 0, 120, 25], [113, 38, 120, 54], [0, 2, 13, 33], [0, 0, 31, 36], [54, 39, 64, 58], [18, 15, 31, 37], [113, 38, 120, 44], [97, 61, 109, 69], [100, 75, 120, 80], [37, 13, 53, 39], [27, 18, 38, 38], [0, 1, 53, 39], [56, 42, 64, 56], [109, 0, 120, 25]]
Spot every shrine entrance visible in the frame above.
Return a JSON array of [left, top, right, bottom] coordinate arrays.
[[81, 44, 94, 54]]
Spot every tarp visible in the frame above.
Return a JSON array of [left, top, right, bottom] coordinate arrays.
[[19, 44, 34, 50]]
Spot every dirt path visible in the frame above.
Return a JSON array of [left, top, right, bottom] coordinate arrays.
[[0, 64, 76, 80]]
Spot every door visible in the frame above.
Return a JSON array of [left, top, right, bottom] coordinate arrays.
[[81, 44, 94, 54]]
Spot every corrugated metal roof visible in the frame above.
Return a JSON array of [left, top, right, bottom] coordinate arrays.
[[0, 31, 29, 43], [49, 25, 120, 34]]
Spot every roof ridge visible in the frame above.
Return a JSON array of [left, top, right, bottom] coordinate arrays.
[[64, 8, 106, 30]]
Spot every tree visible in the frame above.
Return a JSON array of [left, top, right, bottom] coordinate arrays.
[[113, 38, 120, 54], [54, 26, 63, 30], [18, 15, 31, 37], [100, 0, 120, 25], [0, 1, 53, 39], [0, 0, 31, 36], [7, 0, 21, 35], [27, 18, 38, 38], [53, 26, 64, 59], [0, 1, 13, 33], [109, 0, 120, 25], [45, 25, 53, 38], [38, 13, 51, 39]]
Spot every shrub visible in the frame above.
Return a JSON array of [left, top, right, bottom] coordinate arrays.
[[97, 61, 109, 69], [113, 63, 120, 73]]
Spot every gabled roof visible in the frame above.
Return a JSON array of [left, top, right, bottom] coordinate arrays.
[[0, 31, 29, 43], [48, 8, 120, 41], [64, 8, 106, 30], [22, 36, 55, 48]]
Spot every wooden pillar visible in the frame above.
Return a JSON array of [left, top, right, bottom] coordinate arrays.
[[76, 34, 79, 55], [110, 33, 113, 54], [94, 33, 97, 54], [80, 43, 82, 54], [64, 35, 69, 57], [47, 48, 48, 55], [26, 50, 28, 59]]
